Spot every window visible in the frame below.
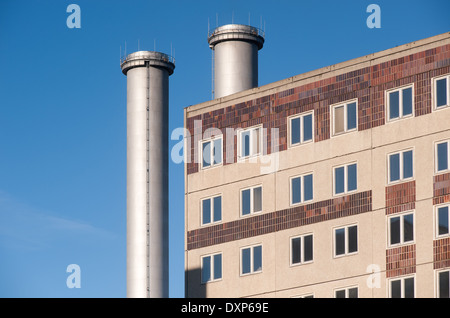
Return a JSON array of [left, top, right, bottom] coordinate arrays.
[[239, 126, 262, 159], [436, 204, 449, 238], [200, 136, 222, 169], [335, 287, 358, 298], [333, 163, 357, 195], [201, 195, 222, 226], [332, 100, 357, 136], [290, 234, 313, 266], [201, 253, 222, 283], [388, 212, 414, 247], [290, 173, 313, 205], [435, 140, 450, 173], [433, 74, 450, 109], [388, 149, 413, 183], [389, 276, 415, 298], [289, 112, 313, 147], [241, 185, 262, 216], [241, 245, 262, 275], [437, 270, 450, 298], [334, 224, 358, 257], [386, 85, 413, 121]]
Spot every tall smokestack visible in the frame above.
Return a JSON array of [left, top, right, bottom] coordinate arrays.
[[121, 51, 175, 298], [208, 24, 265, 99]]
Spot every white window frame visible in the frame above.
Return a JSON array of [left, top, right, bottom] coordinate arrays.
[[436, 268, 450, 298], [237, 125, 263, 160], [290, 233, 314, 267], [388, 275, 416, 298], [289, 173, 314, 206], [432, 74, 450, 110], [387, 211, 415, 247], [240, 185, 263, 217], [199, 135, 223, 169], [387, 148, 414, 184], [201, 252, 222, 284], [240, 244, 263, 276], [435, 140, 450, 174], [288, 111, 314, 148], [331, 99, 358, 137], [435, 203, 450, 239], [200, 194, 222, 226], [333, 223, 358, 258], [334, 286, 359, 298], [385, 84, 415, 122], [333, 162, 358, 196], [291, 293, 314, 298]]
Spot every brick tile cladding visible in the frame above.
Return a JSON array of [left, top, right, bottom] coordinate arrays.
[[385, 180, 416, 215], [433, 172, 450, 205], [386, 244, 416, 278], [186, 44, 450, 175]]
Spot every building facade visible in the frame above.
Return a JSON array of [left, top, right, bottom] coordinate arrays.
[[184, 32, 450, 298]]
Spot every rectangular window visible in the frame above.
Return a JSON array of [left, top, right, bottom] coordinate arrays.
[[289, 112, 313, 147], [438, 270, 450, 298], [389, 276, 415, 298], [436, 141, 450, 173], [436, 204, 449, 238], [241, 185, 262, 216], [433, 74, 450, 109], [387, 85, 414, 121], [290, 234, 313, 266], [333, 163, 357, 195], [335, 287, 358, 298], [334, 224, 358, 257], [201, 253, 222, 283], [239, 126, 262, 159], [201, 136, 222, 169], [290, 173, 313, 205], [241, 245, 262, 275], [332, 100, 357, 136], [201, 195, 222, 226], [388, 150, 413, 183], [388, 212, 414, 246]]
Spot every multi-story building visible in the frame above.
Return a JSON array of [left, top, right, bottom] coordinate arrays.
[[184, 30, 450, 298]]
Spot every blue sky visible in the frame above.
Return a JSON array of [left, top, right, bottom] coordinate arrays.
[[0, 0, 448, 298]]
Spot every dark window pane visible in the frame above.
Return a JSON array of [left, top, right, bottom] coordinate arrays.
[[402, 87, 413, 116], [347, 102, 357, 130], [291, 117, 301, 145], [303, 114, 313, 141], [242, 189, 251, 215], [348, 225, 358, 253], [403, 214, 414, 243], [347, 164, 357, 192], [213, 138, 222, 165], [304, 174, 313, 201], [202, 256, 211, 283], [348, 287, 358, 298], [438, 206, 449, 236], [439, 271, 449, 298], [253, 187, 262, 213], [242, 131, 250, 157], [291, 177, 301, 204], [335, 167, 345, 194], [213, 254, 222, 280], [253, 245, 262, 272], [202, 141, 211, 168], [437, 142, 448, 171], [335, 228, 345, 256], [403, 150, 413, 179], [291, 237, 301, 264], [202, 199, 211, 225], [390, 217, 401, 245], [404, 277, 415, 298], [390, 153, 400, 182], [389, 91, 400, 119], [241, 248, 251, 274], [213, 196, 221, 222], [391, 280, 401, 298], [304, 235, 313, 262], [436, 78, 447, 108], [335, 290, 346, 298]]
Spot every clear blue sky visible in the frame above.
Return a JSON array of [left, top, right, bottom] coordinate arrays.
[[0, 0, 448, 298]]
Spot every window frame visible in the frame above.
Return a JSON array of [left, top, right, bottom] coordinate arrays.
[[387, 148, 414, 185], [435, 140, 450, 174], [289, 233, 314, 267], [237, 125, 263, 160], [333, 162, 358, 196], [331, 99, 358, 137], [334, 286, 359, 298], [388, 275, 416, 298], [432, 74, 450, 110], [435, 203, 450, 239], [240, 185, 263, 217], [333, 223, 358, 258], [240, 244, 263, 276], [199, 135, 223, 170], [288, 111, 314, 148], [436, 268, 450, 298], [200, 194, 222, 226], [385, 84, 415, 122], [200, 252, 223, 284], [289, 172, 314, 206], [387, 211, 415, 247]]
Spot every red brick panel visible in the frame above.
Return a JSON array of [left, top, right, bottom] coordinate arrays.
[[385, 180, 416, 215], [386, 244, 416, 278], [433, 172, 450, 205], [433, 237, 450, 270]]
